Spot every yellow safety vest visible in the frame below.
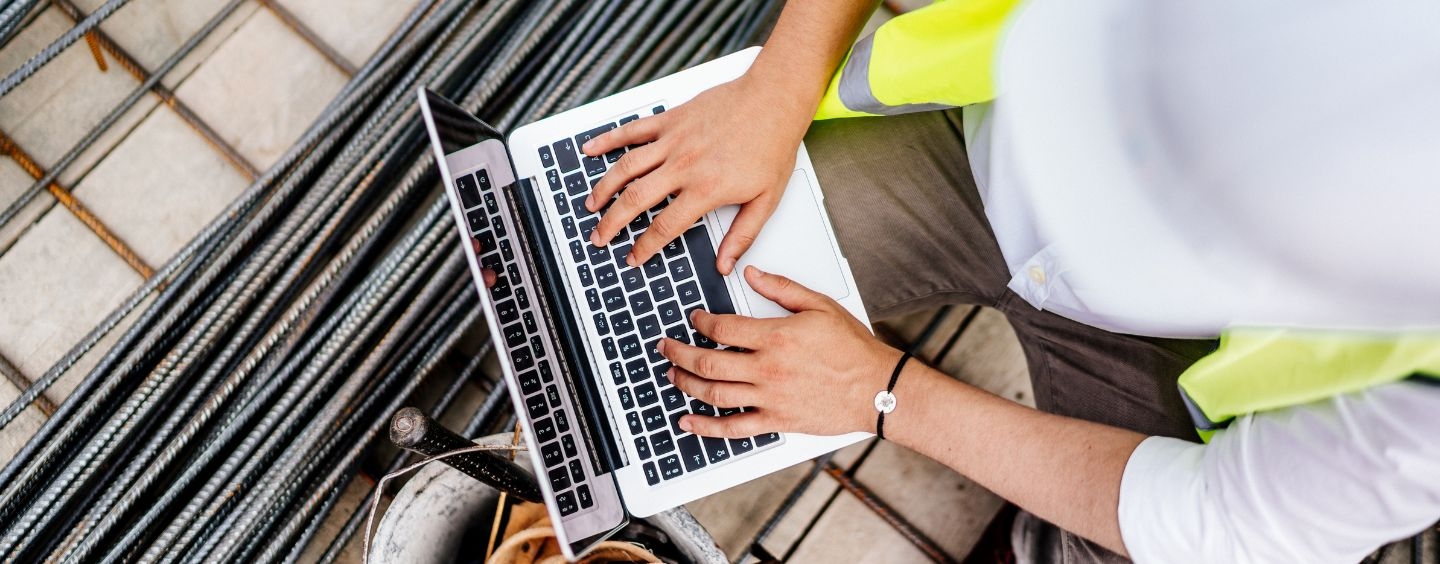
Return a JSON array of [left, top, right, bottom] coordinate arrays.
[[1179, 329, 1440, 441], [815, 0, 1021, 120]]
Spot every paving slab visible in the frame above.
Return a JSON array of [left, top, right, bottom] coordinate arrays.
[[0, 159, 55, 256], [0, 7, 163, 188], [275, 0, 422, 71], [72, 104, 248, 267], [0, 206, 143, 380], [173, 7, 348, 170], [72, 0, 263, 89], [783, 480, 933, 563], [686, 461, 812, 558], [854, 439, 1006, 560]]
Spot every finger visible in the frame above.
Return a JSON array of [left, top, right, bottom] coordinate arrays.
[[482, 269, 496, 288], [744, 266, 833, 313], [667, 367, 757, 409], [588, 144, 664, 212], [629, 194, 706, 266], [715, 196, 779, 275], [679, 411, 773, 439], [688, 310, 769, 349], [658, 338, 754, 383], [592, 172, 672, 248], [582, 113, 665, 156]]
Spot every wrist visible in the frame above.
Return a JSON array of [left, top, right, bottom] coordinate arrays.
[[739, 64, 823, 137], [858, 346, 906, 435]]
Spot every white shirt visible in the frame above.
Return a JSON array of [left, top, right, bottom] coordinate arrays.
[[963, 0, 1440, 561]]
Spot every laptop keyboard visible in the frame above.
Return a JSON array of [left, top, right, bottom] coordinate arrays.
[[542, 104, 782, 486], [455, 169, 596, 518]]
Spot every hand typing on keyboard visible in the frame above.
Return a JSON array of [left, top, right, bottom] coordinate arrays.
[[579, 73, 812, 275], [469, 237, 497, 287], [657, 265, 902, 438]]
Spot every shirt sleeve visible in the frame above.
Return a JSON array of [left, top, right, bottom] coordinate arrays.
[[1118, 380, 1440, 564]]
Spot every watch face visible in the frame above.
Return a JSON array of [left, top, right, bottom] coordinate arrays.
[[874, 390, 897, 414]]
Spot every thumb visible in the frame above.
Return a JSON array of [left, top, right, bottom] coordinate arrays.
[[744, 266, 831, 313], [716, 197, 778, 275]]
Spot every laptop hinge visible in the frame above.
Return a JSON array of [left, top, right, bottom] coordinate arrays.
[[503, 178, 624, 475]]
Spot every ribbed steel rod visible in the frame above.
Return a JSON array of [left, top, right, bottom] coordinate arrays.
[[0, 0, 131, 98]]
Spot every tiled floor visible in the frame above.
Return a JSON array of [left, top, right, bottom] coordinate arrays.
[[0, 2, 1033, 562]]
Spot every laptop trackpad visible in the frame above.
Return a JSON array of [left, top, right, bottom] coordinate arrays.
[[714, 168, 849, 320]]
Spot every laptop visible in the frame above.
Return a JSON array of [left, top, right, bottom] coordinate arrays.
[[417, 46, 870, 559]]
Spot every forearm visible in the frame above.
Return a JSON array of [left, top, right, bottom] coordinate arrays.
[[883, 360, 1145, 556], [746, 0, 878, 131]]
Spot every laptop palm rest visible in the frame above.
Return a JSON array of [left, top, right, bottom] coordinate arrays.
[[716, 167, 851, 319]]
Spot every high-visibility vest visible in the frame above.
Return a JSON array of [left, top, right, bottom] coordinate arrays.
[[815, 0, 1021, 120], [1179, 329, 1440, 442]]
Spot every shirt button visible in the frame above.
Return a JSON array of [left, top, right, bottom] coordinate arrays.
[[1027, 266, 1047, 284]]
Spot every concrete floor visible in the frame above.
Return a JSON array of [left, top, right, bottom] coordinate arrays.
[[0, 1, 1032, 562]]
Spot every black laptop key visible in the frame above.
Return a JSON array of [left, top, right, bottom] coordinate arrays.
[[690, 400, 715, 417], [618, 386, 634, 410], [546, 385, 562, 407], [511, 346, 533, 370], [482, 191, 498, 214], [583, 155, 606, 177], [595, 264, 618, 288], [476, 232, 496, 257], [515, 287, 530, 310], [564, 172, 587, 196], [619, 335, 642, 359], [534, 417, 556, 442], [553, 192, 570, 216], [585, 288, 601, 311], [668, 410, 686, 435], [562, 434, 578, 457], [490, 276, 511, 300], [640, 256, 665, 280], [546, 168, 561, 191], [676, 280, 701, 305], [609, 361, 624, 385], [605, 146, 624, 164], [629, 212, 650, 232], [679, 434, 706, 471], [657, 300, 682, 326], [664, 324, 689, 345], [555, 409, 570, 432], [642, 406, 665, 431], [549, 466, 571, 491], [621, 269, 644, 292], [466, 209, 488, 232], [659, 454, 683, 480], [562, 216, 577, 239], [578, 217, 598, 241], [542, 441, 564, 467], [643, 462, 660, 485], [703, 436, 730, 464], [662, 236, 684, 258], [556, 491, 578, 516], [626, 359, 648, 383], [588, 244, 610, 266], [477, 169, 492, 189], [636, 314, 661, 338], [523, 311, 537, 334], [668, 256, 693, 282], [610, 311, 633, 335], [499, 239, 514, 261], [518, 369, 542, 395], [646, 338, 665, 363], [481, 253, 502, 272], [455, 174, 481, 209], [601, 337, 617, 360], [577, 264, 593, 286], [530, 336, 546, 359], [553, 139, 580, 173], [612, 244, 633, 269], [627, 411, 643, 435], [538, 146, 555, 168], [603, 288, 626, 312], [653, 361, 673, 384], [652, 105, 666, 114], [635, 383, 658, 407], [496, 300, 518, 324], [592, 313, 609, 336], [575, 122, 615, 149], [661, 385, 686, 412], [577, 485, 594, 509], [572, 194, 594, 219], [569, 240, 585, 263], [635, 436, 652, 460], [651, 431, 676, 455], [730, 436, 755, 456], [681, 227, 736, 315], [569, 459, 585, 482], [619, 114, 640, 126], [539, 360, 554, 383], [719, 406, 741, 417], [493, 216, 507, 237], [631, 290, 656, 315], [526, 394, 548, 419]]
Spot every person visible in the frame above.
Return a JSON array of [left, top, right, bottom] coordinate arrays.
[[577, 0, 1440, 562]]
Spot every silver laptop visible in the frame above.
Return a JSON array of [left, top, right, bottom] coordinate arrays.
[[417, 47, 869, 559]]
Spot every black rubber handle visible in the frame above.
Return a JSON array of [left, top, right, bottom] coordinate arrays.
[[389, 407, 542, 503]]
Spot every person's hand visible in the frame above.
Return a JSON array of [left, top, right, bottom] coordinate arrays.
[[470, 237, 497, 287], [656, 266, 902, 438], [580, 73, 812, 275]]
